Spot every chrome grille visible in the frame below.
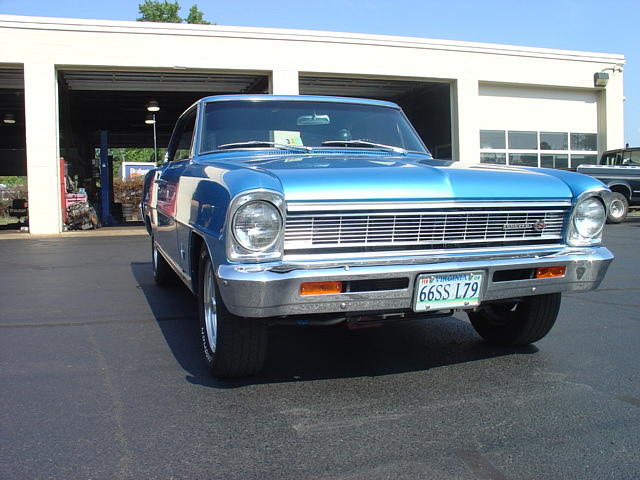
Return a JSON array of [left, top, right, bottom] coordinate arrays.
[[284, 204, 568, 252]]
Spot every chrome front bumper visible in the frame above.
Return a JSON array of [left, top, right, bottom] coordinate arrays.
[[215, 247, 613, 318]]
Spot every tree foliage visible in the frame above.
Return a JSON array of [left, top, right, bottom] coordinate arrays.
[[185, 5, 210, 24], [137, 1, 212, 24], [137, 1, 181, 23], [0, 176, 27, 187]]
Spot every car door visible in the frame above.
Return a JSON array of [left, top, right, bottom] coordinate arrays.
[[155, 107, 197, 266]]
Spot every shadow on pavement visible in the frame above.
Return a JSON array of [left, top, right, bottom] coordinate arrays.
[[131, 262, 537, 389], [621, 215, 640, 226]]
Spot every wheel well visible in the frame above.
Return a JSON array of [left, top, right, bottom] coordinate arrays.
[[609, 184, 631, 200], [190, 232, 205, 293]]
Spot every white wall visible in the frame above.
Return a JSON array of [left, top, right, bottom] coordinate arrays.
[[0, 15, 626, 233]]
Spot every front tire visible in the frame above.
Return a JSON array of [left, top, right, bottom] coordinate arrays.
[[606, 192, 628, 224], [198, 246, 267, 378], [467, 293, 561, 346]]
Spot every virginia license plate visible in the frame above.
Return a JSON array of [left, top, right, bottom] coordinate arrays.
[[414, 271, 484, 311]]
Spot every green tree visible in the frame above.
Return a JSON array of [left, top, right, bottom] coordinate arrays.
[[137, 1, 213, 24], [137, 1, 182, 23], [185, 4, 210, 24]]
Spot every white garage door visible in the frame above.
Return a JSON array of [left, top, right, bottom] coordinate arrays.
[[477, 84, 599, 169]]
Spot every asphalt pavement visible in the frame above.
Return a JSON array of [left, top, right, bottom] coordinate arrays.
[[1, 220, 639, 479]]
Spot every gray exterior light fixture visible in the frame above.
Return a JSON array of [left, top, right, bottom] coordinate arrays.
[[3, 113, 16, 124], [594, 72, 609, 87]]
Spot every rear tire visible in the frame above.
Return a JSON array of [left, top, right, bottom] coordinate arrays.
[[198, 246, 267, 378], [467, 293, 561, 346], [606, 192, 628, 224], [152, 237, 177, 286]]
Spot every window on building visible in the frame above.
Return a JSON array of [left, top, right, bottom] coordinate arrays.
[[508, 131, 537, 149], [480, 130, 506, 149], [570, 133, 597, 151], [540, 132, 568, 151], [509, 153, 538, 167], [541, 154, 569, 169], [480, 129, 597, 169], [480, 152, 506, 164]]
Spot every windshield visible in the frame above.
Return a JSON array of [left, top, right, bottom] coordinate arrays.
[[200, 100, 428, 154]]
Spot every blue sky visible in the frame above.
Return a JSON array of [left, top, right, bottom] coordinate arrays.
[[1, 0, 638, 146]]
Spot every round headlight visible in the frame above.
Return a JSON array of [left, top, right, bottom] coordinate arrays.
[[232, 200, 282, 251], [573, 197, 605, 238]]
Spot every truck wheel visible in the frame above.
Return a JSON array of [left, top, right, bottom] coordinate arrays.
[[467, 293, 561, 346], [606, 192, 628, 224], [198, 246, 267, 378], [152, 238, 176, 286]]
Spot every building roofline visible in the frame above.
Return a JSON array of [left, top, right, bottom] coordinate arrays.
[[0, 14, 625, 64]]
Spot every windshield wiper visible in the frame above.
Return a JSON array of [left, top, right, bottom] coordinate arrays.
[[320, 139, 407, 154], [216, 141, 312, 152]]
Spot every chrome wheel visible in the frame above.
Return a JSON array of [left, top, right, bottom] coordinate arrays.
[[606, 192, 628, 224], [609, 199, 624, 218], [202, 261, 217, 353]]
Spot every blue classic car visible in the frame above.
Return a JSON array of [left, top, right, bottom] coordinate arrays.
[[142, 95, 613, 377]]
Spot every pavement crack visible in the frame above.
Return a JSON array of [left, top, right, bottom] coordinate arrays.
[[292, 412, 411, 434], [86, 325, 133, 479], [616, 395, 640, 408]]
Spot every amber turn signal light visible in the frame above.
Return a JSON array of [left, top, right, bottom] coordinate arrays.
[[299, 281, 343, 295], [535, 266, 566, 278]]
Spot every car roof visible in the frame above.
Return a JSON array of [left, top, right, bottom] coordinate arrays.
[[603, 147, 640, 154], [198, 94, 401, 109]]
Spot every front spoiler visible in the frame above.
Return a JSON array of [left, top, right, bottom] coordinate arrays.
[[215, 247, 613, 318]]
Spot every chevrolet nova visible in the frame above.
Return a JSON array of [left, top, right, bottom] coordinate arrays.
[[142, 95, 613, 377]]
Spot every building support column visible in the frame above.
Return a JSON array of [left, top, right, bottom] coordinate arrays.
[[598, 71, 625, 152], [270, 70, 299, 95], [24, 62, 61, 234], [451, 78, 479, 165]]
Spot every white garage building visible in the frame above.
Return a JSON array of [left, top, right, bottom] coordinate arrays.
[[0, 14, 625, 234]]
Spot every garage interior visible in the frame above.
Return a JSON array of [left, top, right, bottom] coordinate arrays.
[[0, 68, 27, 231], [0, 68, 25, 177], [57, 69, 269, 225], [300, 75, 452, 158]]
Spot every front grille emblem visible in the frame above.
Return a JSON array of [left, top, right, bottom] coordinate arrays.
[[502, 219, 546, 231], [532, 220, 546, 232]]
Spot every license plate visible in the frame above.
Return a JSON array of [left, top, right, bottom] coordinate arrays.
[[414, 271, 484, 311]]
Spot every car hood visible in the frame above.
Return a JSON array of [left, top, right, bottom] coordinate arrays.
[[207, 154, 575, 202]]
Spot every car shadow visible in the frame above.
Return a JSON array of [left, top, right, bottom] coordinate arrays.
[[131, 262, 537, 389], [622, 215, 640, 226]]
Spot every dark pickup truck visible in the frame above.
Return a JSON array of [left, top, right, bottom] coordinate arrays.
[[577, 147, 640, 223]]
